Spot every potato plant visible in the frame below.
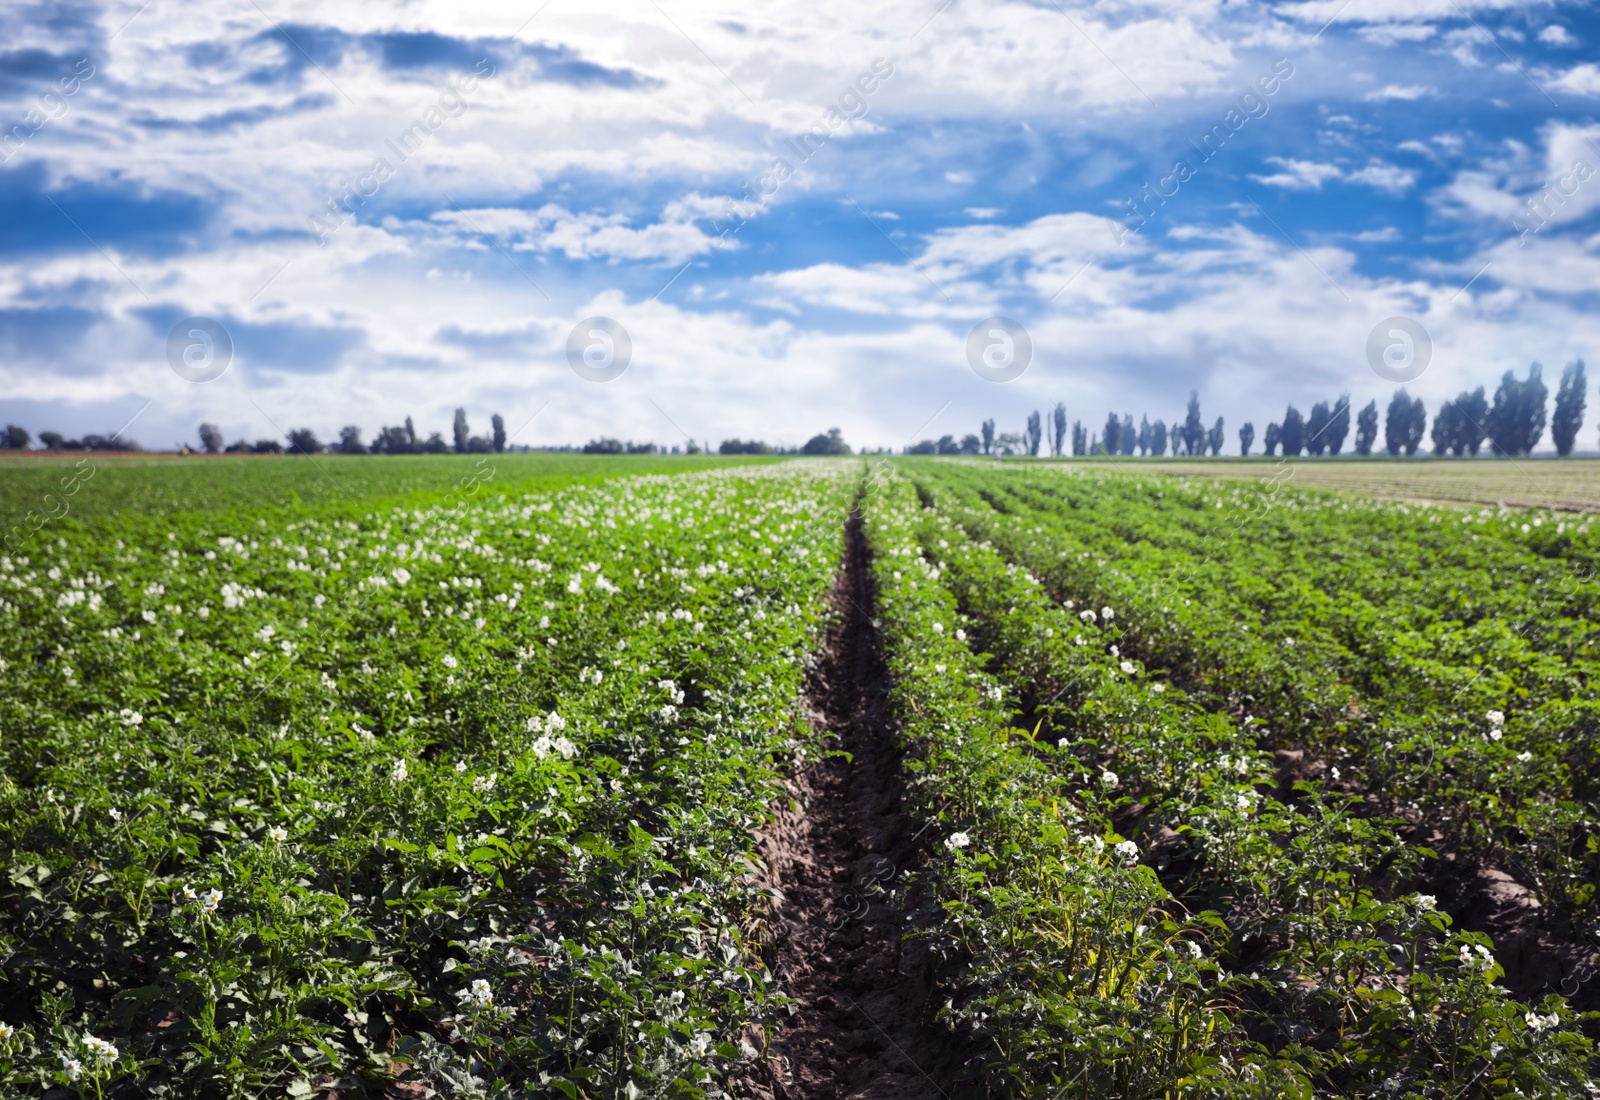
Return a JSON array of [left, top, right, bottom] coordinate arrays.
[[0, 463, 853, 1098], [879, 474, 1596, 1096], [915, 464, 1600, 924]]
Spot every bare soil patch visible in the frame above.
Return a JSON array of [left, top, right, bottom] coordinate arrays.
[[739, 511, 974, 1100]]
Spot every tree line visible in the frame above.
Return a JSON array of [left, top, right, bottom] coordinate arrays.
[[0, 414, 860, 460], [912, 360, 1589, 459], [1, 365, 1589, 460]]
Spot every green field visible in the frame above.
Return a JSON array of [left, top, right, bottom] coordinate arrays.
[[0, 453, 773, 547], [0, 456, 1595, 1098]]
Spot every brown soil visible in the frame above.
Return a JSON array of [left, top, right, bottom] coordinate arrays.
[[1417, 844, 1600, 1012], [737, 510, 974, 1100]]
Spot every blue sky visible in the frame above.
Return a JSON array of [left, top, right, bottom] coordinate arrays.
[[2, 0, 1598, 452]]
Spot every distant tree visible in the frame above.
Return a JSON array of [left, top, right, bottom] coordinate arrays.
[[224, 438, 251, 453], [1207, 416, 1224, 456], [1071, 420, 1086, 456], [1120, 414, 1136, 456], [423, 432, 450, 454], [1, 424, 28, 449], [452, 408, 470, 454], [1354, 400, 1378, 456], [1051, 403, 1067, 456], [626, 441, 659, 454], [1239, 422, 1254, 456], [1102, 412, 1122, 455], [491, 413, 507, 453], [286, 428, 322, 455], [1150, 419, 1168, 456], [1488, 365, 1549, 455], [1430, 403, 1457, 456], [1406, 395, 1426, 455], [93, 433, 141, 452], [802, 428, 852, 455], [1281, 406, 1305, 456], [981, 418, 996, 455], [251, 438, 284, 454], [585, 438, 625, 454], [1327, 393, 1351, 455], [467, 436, 493, 453], [1306, 402, 1330, 456], [1552, 360, 1587, 456], [1025, 411, 1043, 456], [404, 417, 418, 451], [1183, 391, 1204, 456], [1454, 387, 1489, 455], [936, 434, 960, 455], [1384, 389, 1411, 456], [39, 431, 65, 450], [719, 439, 773, 454], [198, 423, 223, 454], [338, 426, 367, 454], [372, 425, 408, 454], [959, 433, 982, 454], [1263, 422, 1281, 456], [906, 439, 938, 455]]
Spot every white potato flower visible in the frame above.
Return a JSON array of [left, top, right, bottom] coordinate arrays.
[[459, 978, 493, 1008]]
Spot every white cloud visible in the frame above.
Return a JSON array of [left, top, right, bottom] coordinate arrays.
[[1549, 63, 1600, 97], [1539, 25, 1573, 45], [945, 171, 974, 184], [428, 202, 729, 265], [1432, 124, 1600, 232], [1249, 157, 1344, 190], [1364, 84, 1433, 102], [1347, 161, 1417, 194], [964, 207, 1002, 219], [1358, 24, 1439, 45]]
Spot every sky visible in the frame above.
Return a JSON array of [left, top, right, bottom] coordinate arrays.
[[2, 0, 1599, 453]]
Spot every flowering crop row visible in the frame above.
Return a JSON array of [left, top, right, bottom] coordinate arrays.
[[916, 464, 1600, 923], [0, 463, 852, 1098], [874, 469, 1596, 1097]]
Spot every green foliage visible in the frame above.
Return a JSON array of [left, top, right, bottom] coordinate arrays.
[[0, 461, 853, 1096], [871, 462, 1599, 1096], [0, 453, 769, 532]]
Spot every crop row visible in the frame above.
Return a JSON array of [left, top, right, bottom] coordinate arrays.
[[912, 463, 1600, 924], [857, 467, 1596, 1098], [0, 464, 852, 1098]]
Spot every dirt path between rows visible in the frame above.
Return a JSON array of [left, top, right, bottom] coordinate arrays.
[[739, 510, 973, 1100]]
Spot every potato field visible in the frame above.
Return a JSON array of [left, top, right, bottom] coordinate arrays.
[[1, 457, 1597, 1099]]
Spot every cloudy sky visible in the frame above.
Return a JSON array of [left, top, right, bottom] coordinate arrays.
[[2, 0, 1598, 452]]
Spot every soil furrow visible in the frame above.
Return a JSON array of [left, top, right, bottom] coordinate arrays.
[[741, 509, 970, 1100]]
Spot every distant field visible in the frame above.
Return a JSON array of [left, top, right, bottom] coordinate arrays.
[[0, 452, 771, 531], [1008, 455, 1600, 512]]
